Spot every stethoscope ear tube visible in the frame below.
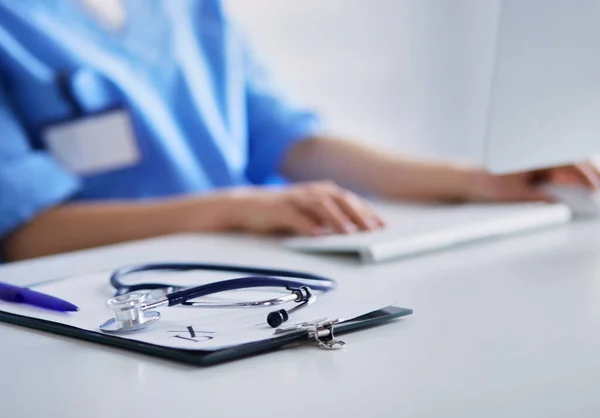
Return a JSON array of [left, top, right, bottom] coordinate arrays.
[[166, 277, 321, 306], [267, 286, 315, 327]]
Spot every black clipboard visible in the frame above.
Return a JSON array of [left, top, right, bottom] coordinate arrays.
[[0, 305, 412, 366]]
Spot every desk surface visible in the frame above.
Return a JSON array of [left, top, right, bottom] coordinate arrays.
[[2, 219, 600, 418]]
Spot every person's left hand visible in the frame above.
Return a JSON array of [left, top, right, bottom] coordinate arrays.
[[467, 161, 600, 202]]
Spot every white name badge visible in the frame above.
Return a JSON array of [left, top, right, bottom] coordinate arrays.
[[42, 110, 141, 176], [76, 0, 127, 32]]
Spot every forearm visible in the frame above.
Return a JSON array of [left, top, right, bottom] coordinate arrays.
[[1, 194, 233, 262], [282, 136, 477, 201]]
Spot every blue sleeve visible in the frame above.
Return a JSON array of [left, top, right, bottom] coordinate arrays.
[[242, 42, 323, 184], [0, 86, 80, 239]]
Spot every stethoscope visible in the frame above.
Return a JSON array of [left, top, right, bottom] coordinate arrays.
[[99, 263, 336, 333]]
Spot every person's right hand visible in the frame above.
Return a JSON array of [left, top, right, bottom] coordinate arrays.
[[222, 181, 385, 236]]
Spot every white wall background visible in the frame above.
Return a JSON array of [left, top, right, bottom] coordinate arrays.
[[225, 0, 501, 162]]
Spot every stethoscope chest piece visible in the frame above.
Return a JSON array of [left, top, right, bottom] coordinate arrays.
[[99, 293, 160, 333]]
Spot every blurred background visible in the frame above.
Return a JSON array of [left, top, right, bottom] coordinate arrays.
[[225, 0, 501, 163]]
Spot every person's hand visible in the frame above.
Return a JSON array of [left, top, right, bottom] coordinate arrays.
[[467, 162, 600, 202], [222, 182, 385, 236]]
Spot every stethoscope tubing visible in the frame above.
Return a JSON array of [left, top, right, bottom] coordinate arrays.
[[168, 276, 319, 306], [110, 263, 336, 297]]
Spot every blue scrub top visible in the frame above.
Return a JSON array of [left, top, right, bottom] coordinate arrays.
[[0, 0, 321, 239]]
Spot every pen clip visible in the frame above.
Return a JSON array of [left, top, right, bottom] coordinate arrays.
[[275, 317, 346, 350]]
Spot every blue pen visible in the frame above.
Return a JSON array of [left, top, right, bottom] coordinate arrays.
[[0, 282, 79, 312]]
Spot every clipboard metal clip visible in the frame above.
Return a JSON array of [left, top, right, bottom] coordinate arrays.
[[275, 318, 346, 350]]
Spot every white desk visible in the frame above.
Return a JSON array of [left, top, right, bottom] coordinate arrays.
[[2, 221, 600, 418]]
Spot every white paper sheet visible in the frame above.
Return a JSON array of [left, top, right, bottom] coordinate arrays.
[[0, 271, 393, 351]]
